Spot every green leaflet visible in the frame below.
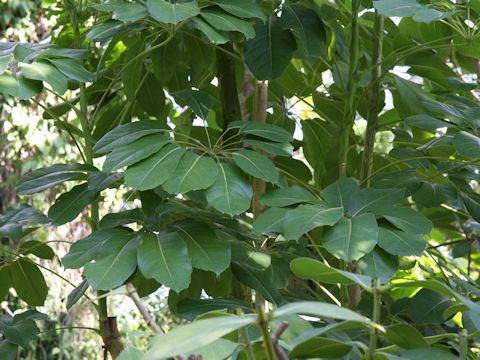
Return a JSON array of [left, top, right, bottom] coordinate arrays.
[[283, 204, 344, 241], [62, 228, 134, 269], [17, 163, 96, 195], [147, 0, 200, 24], [175, 222, 231, 275], [125, 144, 186, 190], [162, 151, 219, 194], [200, 9, 255, 39], [244, 17, 297, 80], [20, 61, 68, 94], [137, 232, 192, 292], [323, 213, 379, 262], [232, 149, 279, 183], [145, 315, 256, 359], [8, 259, 48, 306], [205, 163, 252, 216], [102, 134, 169, 172], [48, 183, 99, 225], [93, 120, 167, 154], [84, 236, 139, 290]]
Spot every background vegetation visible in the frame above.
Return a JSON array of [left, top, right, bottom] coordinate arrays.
[[0, 0, 479, 359]]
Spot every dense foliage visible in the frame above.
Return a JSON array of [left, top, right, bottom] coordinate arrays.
[[1, 0, 480, 359]]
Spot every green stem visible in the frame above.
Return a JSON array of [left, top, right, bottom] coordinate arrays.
[[339, 0, 361, 176], [256, 305, 277, 360], [360, 12, 384, 187], [367, 278, 381, 360]]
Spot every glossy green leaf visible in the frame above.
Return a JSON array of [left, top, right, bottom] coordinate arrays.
[[145, 315, 255, 360], [274, 301, 370, 323], [290, 336, 352, 358], [125, 144, 186, 190], [177, 298, 250, 321], [47, 58, 95, 82], [84, 237, 138, 290], [19, 241, 55, 260], [358, 247, 399, 281], [381, 206, 432, 235], [48, 183, 98, 225], [137, 232, 192, 292], [162, 151, 219, 194], [409, 289, 455, 324], [20, 61, 68, 94], [453, 131, 480, 159], [87, 20, 125, 41], [102, 134, 169, 172], [0, 72, 42, 99], [244, 138, 293, 156], [173, 89, 214, 120], [378, 226, 426, 256], [113, 3, 148, 22], [147, 0, 200, 24], [283, 204, 344, 241], [384, 324, 429, 349], [323, 213, 378, 262], [260, 186, 318, 207], [87, 172, 123, 191], [17, 163, 96, 195], [405, 114, 453, 132], [252, 207, 289, 235], [290, 257, 372, 288], [392, 347, 458, 359], [191, 17, 229, 44], [93, 120, 166, 154], [245, 17, 296, 80], [229, 120, 293, 143], [175, 222, 230, 275], [62, 228, 133, 269], [201, 9, 255, 39], [98, 209, 144, 228], [0, 341, 17, 360], [280, 4, 326, 58], [0, 55, 12, 74], [8, 259, 47, 306], [231, 263, 281, 304], [66, 279, 89, 310], [205, 163, 252, 216], [232, 149, 279, 183], [118, 346, 144, 360], [3, 318, 39, 347], [211, 0, 265, 20]]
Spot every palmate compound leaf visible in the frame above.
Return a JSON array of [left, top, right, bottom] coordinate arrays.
[[137, 232, 192, 293], [162, 151, 219, 194], [84, 236, 139, 290], [17, 163, 97, 195], [205, 163, 253, 216], [93, 120, 167, 154], [174, 222, 231, 275], [323, 213, 379, 262], [145, 315, 256, 360]]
